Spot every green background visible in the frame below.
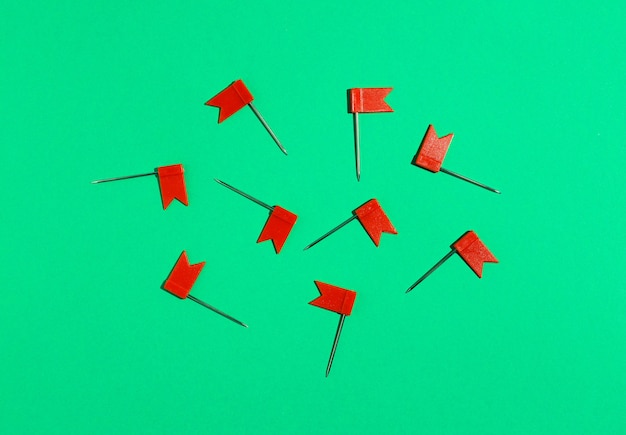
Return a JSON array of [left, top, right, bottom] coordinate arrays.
[[1, 1, 625, 433]]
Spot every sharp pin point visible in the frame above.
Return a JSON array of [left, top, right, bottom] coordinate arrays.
[[406, 249, 456, 293], [215, 179, 274, 211], [248, 102, 287, 155], [439, 167, 500, 194], [325, 314, 346, 377], [304, 215, 357, 250], [187, 294, 248, 328], [91, 171, 157, 184]]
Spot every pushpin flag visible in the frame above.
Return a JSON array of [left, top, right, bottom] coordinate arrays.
[[413, 124, 452, 172], [406, 230, 498, 293], [354, 199, 398, 246], [412, 124, 501, 194], [91, 164, 189, 210], [163, 250, 205, 299], [163, 251, 248, 327], [304, 198, 396, 250], [156, 164, 189, 209], [348, 87, 393, 181], [206, 79, 287, 155], [215, 179, 297, 254], [348, 88, 393, 113], [205, 79, 253, 123], [309, 281, 357, 376], [257, 206, 298, 254], [452, 230, 499, 278], [309, 281, 356, 316]]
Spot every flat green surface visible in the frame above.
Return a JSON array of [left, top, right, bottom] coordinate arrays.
[[1, 1, 625, 433]]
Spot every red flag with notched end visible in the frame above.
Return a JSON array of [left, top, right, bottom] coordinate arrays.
[[257, 206, 298, 254], [348, 88, 393, 113], [412, 124, 454, 172], [157, 164, 189, 209], [205, 79, 254, 123], [309, 281, 356, 316], [452, 231, 498, 278], [163, 251, 206, 299], [353, 199, 397, 246]]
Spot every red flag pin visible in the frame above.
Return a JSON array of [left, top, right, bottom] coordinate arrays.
[[348, 87, 393, 181], [163, 251, 248, 327], [92, 164, 189, 210], [206, 79, 287, 155], [412, 124, 500, 194], [309, 281, 357, 377], [304, 199, 397, 250], [215, 179, 297, 254], [406, 230, 498, 293]]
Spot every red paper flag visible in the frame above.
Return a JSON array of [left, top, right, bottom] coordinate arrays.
[[413, 124, 453, 172], [348, 88, 393, 113], [163, 251, 206, 299], [256, 206, 298, 254], [157, 164, 189, 209], [205, 79, 254, 123], [353, 199, 397, 246], [309, 281, 356, 316], [452, 231, 498, 278]]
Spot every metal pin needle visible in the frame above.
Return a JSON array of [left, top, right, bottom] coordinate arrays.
[[439, 167, 500, 194], [215, 179, 274, 211], [91, 172, 156, 184], [248, 102, 288, 156], [406, 249, 457, 293], [303, 215, 358, 250], [326, 314, 346, 377], [353, 112, 360, 181], [187, 294, 248, 328]]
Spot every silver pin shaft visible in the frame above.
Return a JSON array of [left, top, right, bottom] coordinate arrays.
[[91, 172, 156, 184], [215, 179, 274, 211], [303, 215, 357, 250], [406, 249, 456, 293], [248, 102, 288, 155], [440, 167, 500, 194], [187, 294, 248, 328], [326, 314, 346, 377], [353, 112, 360, 181]]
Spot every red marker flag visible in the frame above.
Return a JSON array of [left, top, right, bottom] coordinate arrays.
[[411, 124, 501, 194], [157, 164, 189, 210], [348, 87, 393, 181], [407, 230, 498, 293], [412, 124, 453, 172], [304, 198, 397, 250], [452, 230, 498, 278], [163, 251, 206, 299], [309, 281, 356, 316], [161, 251, 247, 327], [310, 281, 357, 376], [348, 88, 393, 113], [257, 206, 298, 254], [205, 79, 254, 123], [354, 199, 398, 246], [92, 163, 190, 209], [215, 179, 298, 254]]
